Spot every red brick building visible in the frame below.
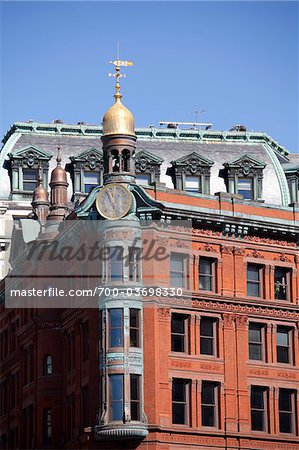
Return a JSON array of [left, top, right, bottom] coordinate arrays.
[[0, 61, 299, 449]]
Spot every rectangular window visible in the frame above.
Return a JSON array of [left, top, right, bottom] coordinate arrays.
[[170, 253, 188, 289], [185, 175, 201, 193], [199, 258, 216, 292], [136, 173, 151, 186], [277, 326, 292, 364], [23, 169, 38, 191], [200, 317, 217, 356], [237, 177, 253, 200], [84, 171, 99, 193], [109, 308, 123, 348], [247, 264, 263, 298], [171, 314, 189, 353], [274, 267, 291, 300], [129, 248, 140, 282], [251, 386, 268, 431], [130, 374, 141, 421], [42, 409, 52, 444], [248, 323, 266, 361], [109, 247, 123, 281], [279, 389, 295, 434], [130, 309, 140, 348], [81, 322, 89, 362], [109, 374, 124, 422], [172, 379, 190, 425], [201, 382, 219, 427]]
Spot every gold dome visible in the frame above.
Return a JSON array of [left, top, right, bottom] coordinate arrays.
[[102, 94, 135, 137]]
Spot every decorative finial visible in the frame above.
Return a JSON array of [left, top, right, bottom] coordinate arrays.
[[56, 146, 61, 165], [108, 53, 134, 102]]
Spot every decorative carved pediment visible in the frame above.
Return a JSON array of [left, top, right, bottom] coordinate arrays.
[[70, 148, 103, 170], [171, 152, 214, 174], [135, 150, 163, 173], [8, 145, 52, 167], [223, 154, 266, 176]]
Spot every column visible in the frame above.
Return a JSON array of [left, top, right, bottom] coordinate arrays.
[[235, 315, 250, 433], [222, 313, 237, 432], [221, 245, 234, 296]]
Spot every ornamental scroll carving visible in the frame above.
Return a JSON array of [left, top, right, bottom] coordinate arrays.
[[274, 253, 292, 263], [221, 245, 233, 254], [157, 308, 171, 320], [247, 249, 264, 259], [235, 315, 248, 327], [193, 228, 222, 237]]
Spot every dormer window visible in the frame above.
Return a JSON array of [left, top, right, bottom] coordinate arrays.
[[23, 169, 38, 191], [185, 175, 201, 193], [237, 178, 253, 200], [84, 172, 99, 193], [220, 154, 266, 201], [135, 150, 163, 186], [167, 152, 214, 194], [6, 146, 52, 199], [66, 148, 103, 201]]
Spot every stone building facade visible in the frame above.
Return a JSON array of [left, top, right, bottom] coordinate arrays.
[[0, 63, 299, 449]]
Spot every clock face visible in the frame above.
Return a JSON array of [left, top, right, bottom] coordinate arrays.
[[96, 184, 133, 220]]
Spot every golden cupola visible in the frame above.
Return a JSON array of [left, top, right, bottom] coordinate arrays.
[[102, 59, 135, 137]]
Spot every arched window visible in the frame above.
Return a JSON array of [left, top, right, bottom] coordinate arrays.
[[43, 354, 53, 375]]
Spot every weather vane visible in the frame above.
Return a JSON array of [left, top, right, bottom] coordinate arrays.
[[108, 43, 134, 99]]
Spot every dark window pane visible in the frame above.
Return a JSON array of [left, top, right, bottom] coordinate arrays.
[[110, 247, 123, 281], [130, 309, 140, 348], [251, 388, 264, 409], [172, 403, 186, 425], [247, 265, 261, 297], [110, 375, 123, 421], [201, 318, 213, 337], [202, 405, 215, 426], [202, 383, 215, 404], [110, 309, 122, 327], [200, 337, 213, 355], [172, 335, 185, 352], [251, 410, 264, 431], [172, 381, 186, 402], [277, 347, 289, 363], [279, 413, 292, 433], [130, 375, 140, 421], [279, 390, 292, 412], [109, 309, 123, 347], [171, 315, 185, 334], [249, 343, 262, 360], [249, 324, 262, 342], [170, 254, 187, 288], [171, 315, 187, 353]]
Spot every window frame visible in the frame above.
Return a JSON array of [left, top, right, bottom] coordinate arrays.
[[274, 267, 291, 301], [172, 378, 191, 426], [248, 322, 267, 362], [171, 313, 189, 354], [247, 264, 264, 298], [276, 325, 293, 365], [109, 374, 124, 422], [170, 252, 189, 289], [108, 308, 124, 349], [251, 386, 269, 432], [43, 354, 53, 375], [129, 308, 140, 348], [201, 381, 220, 428], [130, 374, 141, 421], [200, 317, 218, 357], [278, 388, 296, 434], [237, 177, 254, 200], [199, 257, 217, 292]]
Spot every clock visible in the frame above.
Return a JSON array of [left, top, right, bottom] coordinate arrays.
[[95, 184, 133, 220]]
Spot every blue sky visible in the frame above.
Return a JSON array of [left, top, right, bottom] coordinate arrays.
[[1, 1, 298, 152]]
